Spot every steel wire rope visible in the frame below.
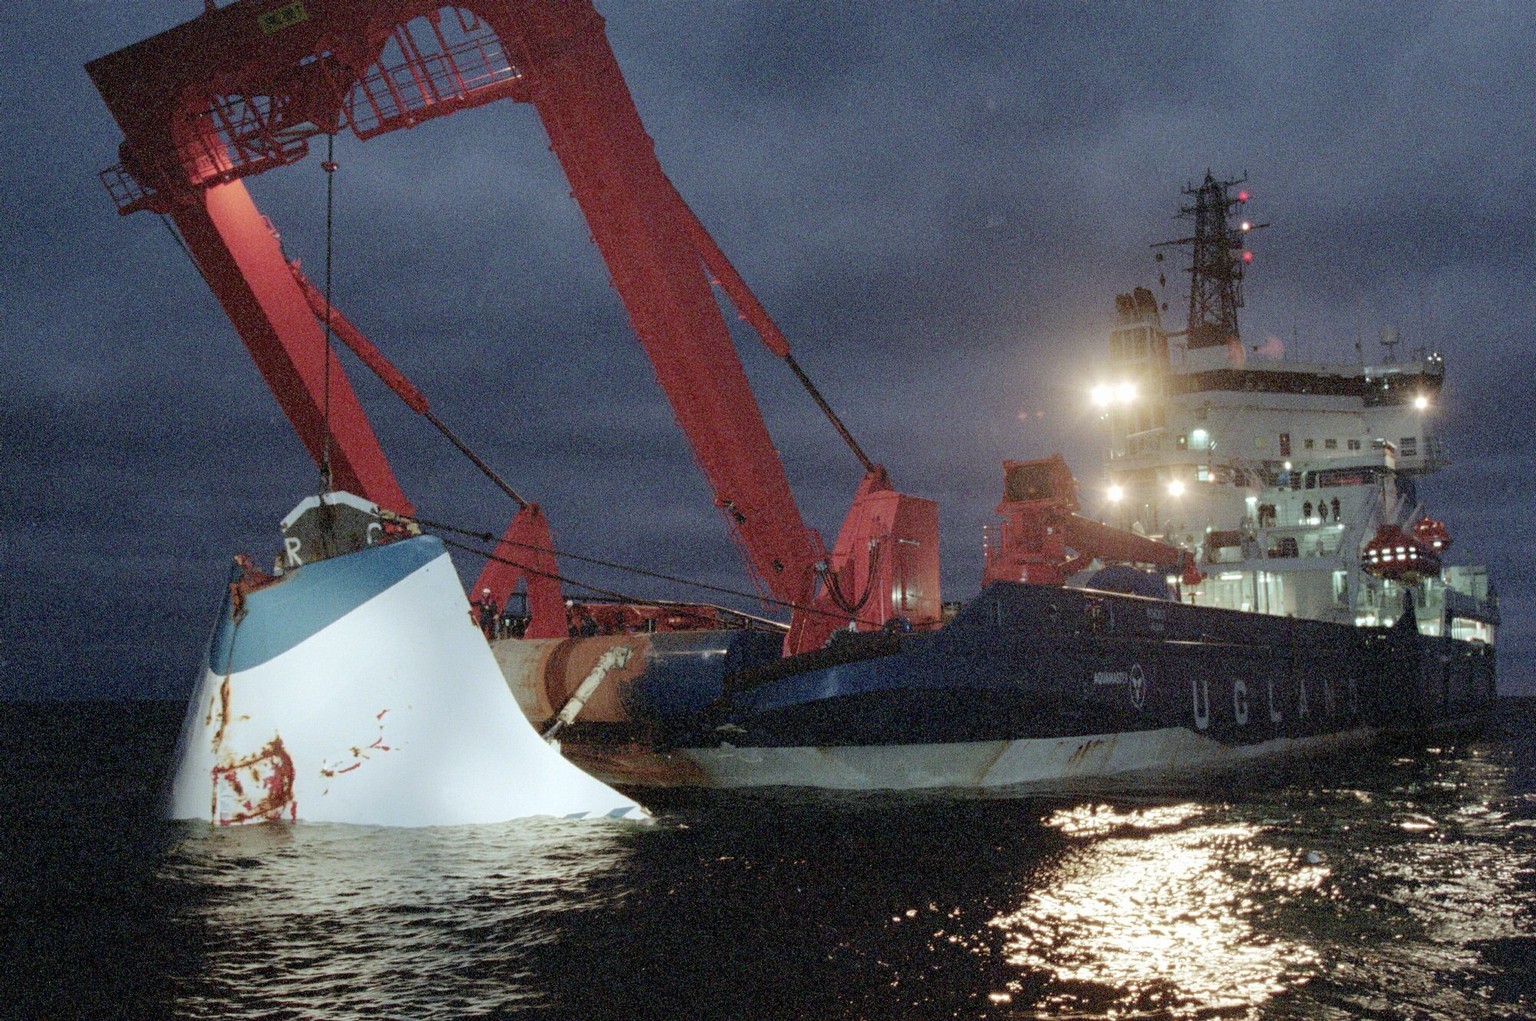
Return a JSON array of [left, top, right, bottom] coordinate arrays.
[[155, 213, 204, 278], [318, 131, 338, 493], [401, 512, 880, 629], [146, 162, 805, 625], [148, 143, 884, 636], [434, 535, 744, 631]]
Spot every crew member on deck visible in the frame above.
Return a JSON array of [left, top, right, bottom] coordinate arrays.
[[476, 588, 499, 638]]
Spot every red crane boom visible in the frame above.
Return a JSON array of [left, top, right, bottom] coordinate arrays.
[[88, 0, 940, 652]]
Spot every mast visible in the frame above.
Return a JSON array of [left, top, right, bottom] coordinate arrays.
[[1152, 172, 1263, 350]]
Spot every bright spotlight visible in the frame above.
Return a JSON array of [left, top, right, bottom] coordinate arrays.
[[1091, 384, 1113, 407], [1167, 479, 1186, 497], [1413, 394, 1430, 411], [1107, 484, 1125, 503], [1115, 381, 1137, 403]]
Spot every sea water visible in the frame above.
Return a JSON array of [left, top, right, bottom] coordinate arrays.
[[4, 699, 1534, 1020]]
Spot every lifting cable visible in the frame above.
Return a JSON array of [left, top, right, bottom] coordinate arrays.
[[669, 184, 878, 475], [153, 136, 532, 516], [318, 131, 338, 494], [782, 351, 875, 475], [155, 213, 205, 280], [271, 130, 532, 510], [436, 534, 752, 629], [152, 153, 337, 500], [395, 510, 881, 629], [152, 144, 884, 631], [287, 268, 530, 509]]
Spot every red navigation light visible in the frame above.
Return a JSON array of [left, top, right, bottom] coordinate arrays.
[[1241, 250, 1254, 263], [1237, 190, 1250, 203]]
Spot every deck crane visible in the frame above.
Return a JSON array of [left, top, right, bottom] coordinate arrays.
[[983, 455, 1203, 589], [88, 0, 941, 655]]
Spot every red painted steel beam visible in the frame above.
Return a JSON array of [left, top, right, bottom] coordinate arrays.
[[489, 2, 827, 616], [84, 2, 481, 513], [1059, 514, 1194, 577], [170, 179, 412, 513], [985, 455, 1200, 587], [86, 2, 528, 206], [89, 0, 834, 636], [291, 262, 430, 415], [472, 504, 566, 639]]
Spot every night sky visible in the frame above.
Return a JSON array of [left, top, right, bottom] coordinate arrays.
[[3, 2, 1532, 699]]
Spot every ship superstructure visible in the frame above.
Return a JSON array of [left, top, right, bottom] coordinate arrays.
[[1095, 175, 1497, 644]]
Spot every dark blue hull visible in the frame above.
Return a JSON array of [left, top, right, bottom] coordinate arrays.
[[564, 583, 1496, 790]]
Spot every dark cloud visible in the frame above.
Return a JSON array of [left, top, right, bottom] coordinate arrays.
[[3, 1, 1532, 698]]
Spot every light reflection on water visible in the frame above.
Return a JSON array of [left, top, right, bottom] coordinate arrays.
[[144, 734, 1536, 1020], [162, 818, 639, 1019], [973, 748, 1536, 1020], [988, 803, 1325, 1018]]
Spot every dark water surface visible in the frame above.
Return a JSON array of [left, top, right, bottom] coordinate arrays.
[[4, 699, 1534, 1020]]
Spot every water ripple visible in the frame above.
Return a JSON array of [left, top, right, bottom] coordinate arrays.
[[160, 817, 641, 1019], [9, 700, 1536, 1020]]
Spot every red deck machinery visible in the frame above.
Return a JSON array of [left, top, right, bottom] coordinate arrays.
[[984, 455, 1202, 589]]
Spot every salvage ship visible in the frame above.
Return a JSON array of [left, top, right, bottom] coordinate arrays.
[[494, 175, 1499, 792], [88, 2, 1497, 819]]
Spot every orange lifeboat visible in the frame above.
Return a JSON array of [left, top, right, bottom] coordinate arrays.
[[1413, 516, 1453, 554], [1361, 524, 1441, 582]]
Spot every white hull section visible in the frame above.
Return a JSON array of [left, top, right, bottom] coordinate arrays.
[[168, 545, 645, 826], [681, 725, 1379, 792]]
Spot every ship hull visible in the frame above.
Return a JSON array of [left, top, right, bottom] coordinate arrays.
[[168, 535, 645, 826], [511, 582, 1497, 792], [664, 726, 1380, 792]]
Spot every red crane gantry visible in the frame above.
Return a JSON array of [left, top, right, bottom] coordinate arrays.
[[88, 0, 942, 653]]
